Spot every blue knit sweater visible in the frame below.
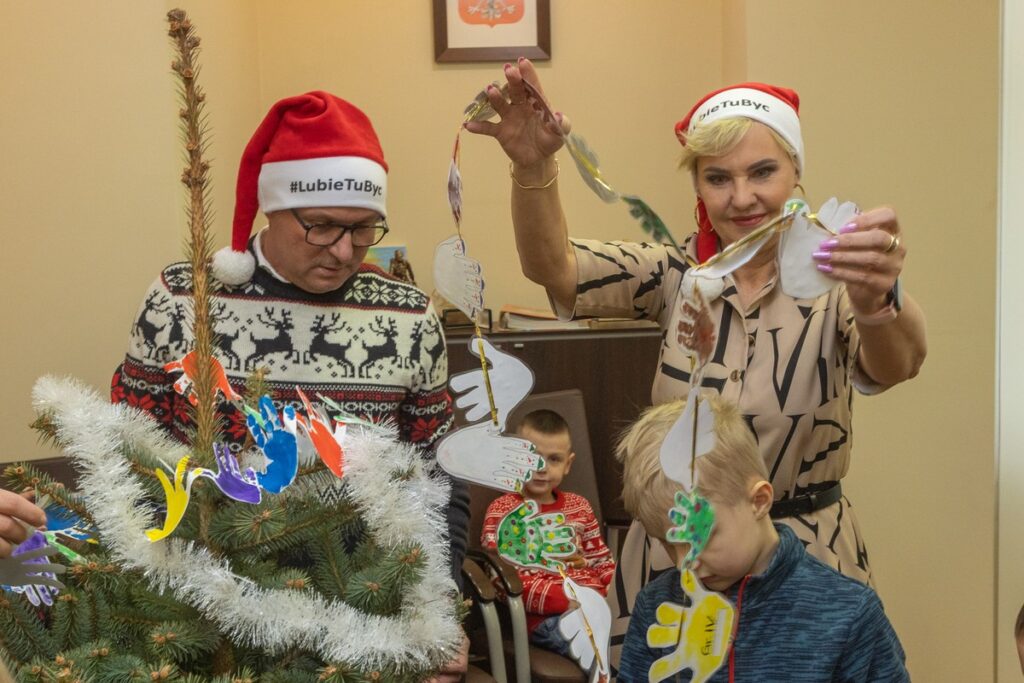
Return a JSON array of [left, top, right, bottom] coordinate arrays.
[[617, 525, 909, 682]]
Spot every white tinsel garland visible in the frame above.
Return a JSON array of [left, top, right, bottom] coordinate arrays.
[[31, 375, 461, 671]]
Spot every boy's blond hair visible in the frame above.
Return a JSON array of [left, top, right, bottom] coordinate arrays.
[[679, 117, 799, 175], [616, 396, 768, 537]]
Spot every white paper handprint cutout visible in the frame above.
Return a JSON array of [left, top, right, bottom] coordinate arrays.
[[449, 336, 534, 432], [436, 423, 544, 492], [778, 197, 858, 299], [559, 576, 612, 682], [434, 235, 485, 320]]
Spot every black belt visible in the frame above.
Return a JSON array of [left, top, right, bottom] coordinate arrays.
[[770, 482, 842, 519]]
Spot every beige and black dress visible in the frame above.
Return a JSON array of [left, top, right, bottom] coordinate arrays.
[[560, 235, 886, 669]]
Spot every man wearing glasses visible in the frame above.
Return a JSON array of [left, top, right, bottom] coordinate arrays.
[[110, 92, 469, 677]]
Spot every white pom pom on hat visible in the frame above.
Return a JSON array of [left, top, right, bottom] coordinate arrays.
[[212, 246, 256, 286], [211, 91, 388, 286]]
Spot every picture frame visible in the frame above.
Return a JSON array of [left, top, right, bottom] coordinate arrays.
[[433, 0, 551, 63], [367, 244, 417, 286]]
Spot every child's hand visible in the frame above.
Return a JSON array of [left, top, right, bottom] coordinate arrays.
[[564, 551, 587, 569]]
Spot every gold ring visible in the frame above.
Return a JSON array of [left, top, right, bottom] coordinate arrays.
[[884, 234, 900, 254]]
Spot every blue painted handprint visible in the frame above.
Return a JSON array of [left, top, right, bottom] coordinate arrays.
[[196, 443, 262, 504], [245, 396, 298, 494]]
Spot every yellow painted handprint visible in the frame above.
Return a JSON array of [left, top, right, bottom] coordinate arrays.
[[145, 455, 202, 542], [646, 568, 735, 683]]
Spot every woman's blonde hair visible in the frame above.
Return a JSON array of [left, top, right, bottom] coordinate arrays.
[[616, 396, 768, 536], [679, 117, 798, 175]]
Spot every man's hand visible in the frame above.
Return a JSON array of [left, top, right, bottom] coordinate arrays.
[[0, 488, 46, 558], [424, 631, 469, 683]]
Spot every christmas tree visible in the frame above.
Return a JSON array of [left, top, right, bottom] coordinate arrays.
[[0, 10, 461, 682]]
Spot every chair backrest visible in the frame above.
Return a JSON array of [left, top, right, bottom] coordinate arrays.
[[466, 389, 604, 550]]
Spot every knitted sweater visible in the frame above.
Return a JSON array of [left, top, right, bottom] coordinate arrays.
[[482, 490, 616, 632], [111, 241, 469, 579], [617, 525, 909, 682]]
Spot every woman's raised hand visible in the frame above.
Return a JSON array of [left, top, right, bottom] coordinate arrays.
[[813, 206, 905, 314], [464, 57, 569, 168]]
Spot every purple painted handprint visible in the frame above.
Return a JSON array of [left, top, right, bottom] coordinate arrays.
[[0, 531, 65, 607], [245, 396, 298, 494], [196, 443, 262, 504]]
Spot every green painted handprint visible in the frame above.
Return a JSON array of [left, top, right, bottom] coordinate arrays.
[[497, 500, 577, 573], [665, 490, 715, 567]]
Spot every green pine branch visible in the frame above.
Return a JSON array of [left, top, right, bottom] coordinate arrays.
[[0, 593, 55, 664]]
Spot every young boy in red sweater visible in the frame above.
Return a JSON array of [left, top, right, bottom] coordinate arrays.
[[481, 409, 615, 656]]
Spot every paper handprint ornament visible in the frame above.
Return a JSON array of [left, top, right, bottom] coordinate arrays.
[[195, 443, 262, 504], [0, 532, 66, 605], [647, 568, 734, 683], [244, 396, 299, 494], [436, 423, 544, 492], [145, 455, 204, 542], [665, 490, 716, 567], [434, 235, 485, 320], [496, 500, 577, 572], [559, 574, 612, 683], [449, 336, 534, 431], [439, 335, 544, 493], [778, 197, 858, 299]]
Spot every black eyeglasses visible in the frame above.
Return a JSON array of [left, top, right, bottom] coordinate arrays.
[[290, 209, 389, 247]]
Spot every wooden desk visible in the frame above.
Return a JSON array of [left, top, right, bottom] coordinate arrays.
[[445, 326, 662, 525]]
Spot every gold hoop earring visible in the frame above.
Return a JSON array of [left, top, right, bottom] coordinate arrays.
[[794, 183, 806, 198], [693, 205, 701, 229]]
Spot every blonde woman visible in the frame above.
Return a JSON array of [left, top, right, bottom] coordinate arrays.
[[467, 61, 927, 668]]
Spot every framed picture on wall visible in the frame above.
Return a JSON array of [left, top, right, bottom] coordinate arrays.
[[433, 0, 551, 63]]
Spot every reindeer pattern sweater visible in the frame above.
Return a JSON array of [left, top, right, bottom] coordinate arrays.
[[111, 236, 468, 577], [482, 490, 616, 632]]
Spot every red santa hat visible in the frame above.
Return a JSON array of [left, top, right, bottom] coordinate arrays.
[[213, 91, 389, 285], [673, 83, 802, 263]]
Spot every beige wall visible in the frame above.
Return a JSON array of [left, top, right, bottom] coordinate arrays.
[[999, 3, 1024, 680], [0, 1, 999, 681], [733, 4, 999, 681], [0, 0, 261, 462]]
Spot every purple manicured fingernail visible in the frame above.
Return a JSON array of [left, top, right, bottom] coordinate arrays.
[[819, 238, 840, 249], [812, 251, 832, 260], [816, 263, 834, 273], [840, 222, 858, 234]]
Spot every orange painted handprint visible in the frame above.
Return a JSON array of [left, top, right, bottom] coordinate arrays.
[[164, 350, 241, 406], [295, 388, 346, 478]]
